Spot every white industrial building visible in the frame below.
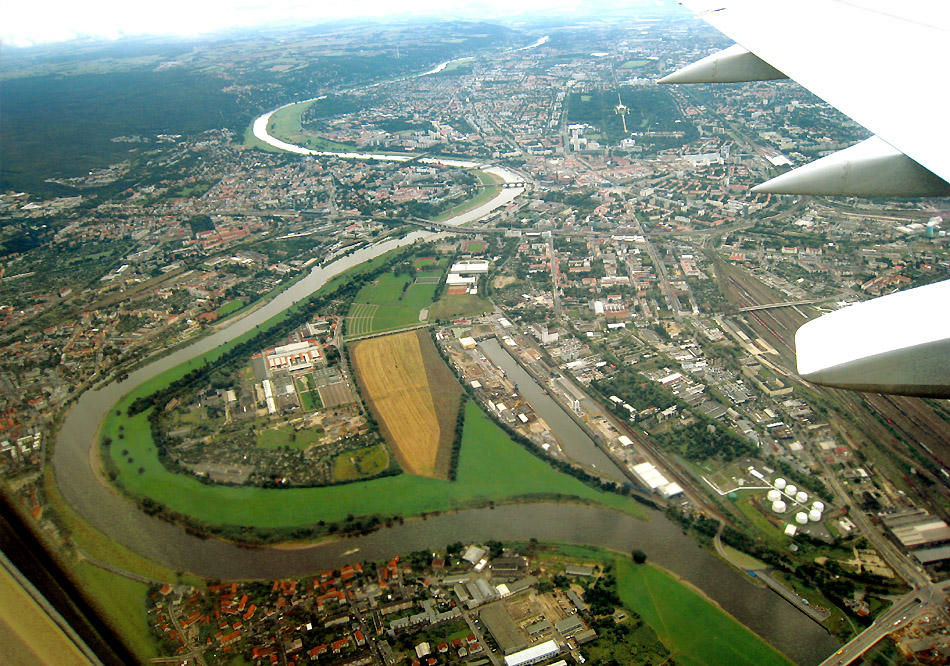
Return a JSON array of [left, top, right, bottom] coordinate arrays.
[[265, 340, 324, 372], [504, 640, 560, 666], [631, 462, 683, 499], [450, 260, 489, 274], [446, 274, 479, 287]]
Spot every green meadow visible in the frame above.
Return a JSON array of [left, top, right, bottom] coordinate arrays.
[[266, 100, 355, 151], [614, 558, 794, 666], [215, 299, 245, 317], [432, 169, 502, 221], [74, 563, 157, 662], [103, 401, 643, 529], [345, 271, 441, 337]]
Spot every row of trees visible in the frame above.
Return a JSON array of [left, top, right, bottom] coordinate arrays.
[[431, 330, 638, 499]]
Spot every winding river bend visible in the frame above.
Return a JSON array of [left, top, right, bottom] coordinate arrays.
[[51, 73, 839, 665]]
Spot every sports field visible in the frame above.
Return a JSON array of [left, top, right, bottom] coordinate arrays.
[[345, 272, 441, 337], [614, 558, 794, 666], [351, 331, 460, 478], [462, 240, 486, 253]]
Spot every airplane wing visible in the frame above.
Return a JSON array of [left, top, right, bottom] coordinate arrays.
[[660, 0, 950, 397], [660, 0, 950, 197]]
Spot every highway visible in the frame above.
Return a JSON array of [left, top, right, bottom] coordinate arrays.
[[818, 591, 921, 666], [811, 441, 950, 665]]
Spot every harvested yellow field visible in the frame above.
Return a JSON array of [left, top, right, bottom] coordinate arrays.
[[352, 331, 445, 477]]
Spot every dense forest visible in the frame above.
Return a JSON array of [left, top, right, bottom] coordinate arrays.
[[1, 20, 519, 193]]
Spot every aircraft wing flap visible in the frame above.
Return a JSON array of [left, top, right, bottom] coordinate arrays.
[[678, 0, 950, 186]]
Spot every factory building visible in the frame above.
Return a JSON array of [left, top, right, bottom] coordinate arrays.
[[503, 640, 561, 666], [631, 462, 683, 499], [882, 509, 950, 550], [265, 339, 324, 372]]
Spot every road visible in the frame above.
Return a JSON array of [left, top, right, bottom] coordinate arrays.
[[166, 598, 209, 666], [548, 237, 563, 321], [628, 213, 683, 320], [818, 591, 921, 666]]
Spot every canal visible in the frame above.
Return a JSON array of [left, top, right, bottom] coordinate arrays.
[[47, 123, 841, 665], [478, 338, 627, 482]]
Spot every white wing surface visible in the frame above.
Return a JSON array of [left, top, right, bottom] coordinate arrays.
[[662, 0, 950, 196], [662, 0, 950, 397]]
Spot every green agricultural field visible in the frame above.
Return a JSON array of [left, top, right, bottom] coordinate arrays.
[[333, 444, 390, 482], [615, 558, 794, 666], [429, 293, 493, 320], [256, 425, 323, 450], [100, 400, 644, 529]]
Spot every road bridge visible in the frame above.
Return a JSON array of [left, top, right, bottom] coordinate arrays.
[[737, 298, 829, 312], [475, 181, 530, 189], [344, 322, 431, 342], [402, 218, 505, 234]]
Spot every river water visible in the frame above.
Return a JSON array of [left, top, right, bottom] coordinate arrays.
[[49, 99, 840, 666], [50, 233, 840, 663], [478, 338, 627, 482]]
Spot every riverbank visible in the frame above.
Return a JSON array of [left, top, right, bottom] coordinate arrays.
[[45, 57, 843, 666]]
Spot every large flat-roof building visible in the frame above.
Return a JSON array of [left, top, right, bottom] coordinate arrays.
[[480, 605, 526, 654], [265, 340, 324, 372], [503, 640, 560, 666], [450, 261, 490, 274], [883, 509, 950, 549]]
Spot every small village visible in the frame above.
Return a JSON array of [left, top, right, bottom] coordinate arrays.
[[148, 544, 614, 666]]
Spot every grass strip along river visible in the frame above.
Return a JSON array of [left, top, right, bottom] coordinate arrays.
[[50, 106, 839, 665]]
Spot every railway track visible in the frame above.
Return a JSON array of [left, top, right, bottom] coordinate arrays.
[[716, 260, 950, 518]]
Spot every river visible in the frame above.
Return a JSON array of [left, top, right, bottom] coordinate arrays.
[[50, 226, 840, 664], [49, 77, 840, 666]]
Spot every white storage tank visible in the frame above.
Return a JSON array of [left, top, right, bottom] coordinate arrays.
[[774, 478, 787, 490], [809, 509, 823, 522], [772, 500, 787, 514], [767, 489, 782, 502], [796, 491, 809, 504], [795, 512, 809, 525], [786, 484, 798, 497], [813, 501, 825, 512]]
